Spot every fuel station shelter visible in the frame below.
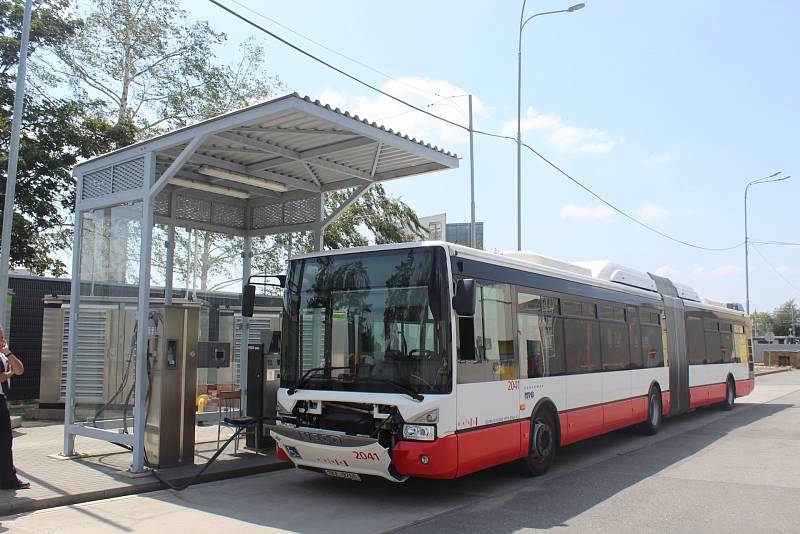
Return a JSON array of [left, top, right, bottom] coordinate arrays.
[[63, 93, 458, 472]]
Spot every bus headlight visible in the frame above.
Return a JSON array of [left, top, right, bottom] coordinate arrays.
[[402, 424, 436, 441]]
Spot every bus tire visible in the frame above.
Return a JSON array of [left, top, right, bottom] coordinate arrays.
[[719, 377, 735, 411], [637, 387, 662, 435], [523, 408, 558, 476]]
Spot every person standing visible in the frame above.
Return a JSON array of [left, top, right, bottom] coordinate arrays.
[[0, 325, 29, 490]]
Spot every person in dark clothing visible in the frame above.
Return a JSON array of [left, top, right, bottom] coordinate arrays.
[[0, 325, 29, 490]]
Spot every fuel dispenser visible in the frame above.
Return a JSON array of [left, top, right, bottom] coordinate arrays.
[[245, 316, 282, 450], [145, 304, 201, 468]]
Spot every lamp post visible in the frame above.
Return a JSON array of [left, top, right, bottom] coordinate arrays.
[[516, 1, 585, 251], [744, 171, 790, 315]]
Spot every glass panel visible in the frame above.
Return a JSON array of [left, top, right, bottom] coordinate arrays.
[[720, 332, 734, 363], [601, 322, 630, 370], [687, 316, 706, 364], [628, 307, 643, 369], [283, 248, 451, 393], [564, 300, 595, 318], [73, 202, 142, 433], [734, 332, 748, 363], [565, 318, 601, 373], [641, 324, 664, 367], [705, 330, 722, 364], [519, 313, 564, 378]]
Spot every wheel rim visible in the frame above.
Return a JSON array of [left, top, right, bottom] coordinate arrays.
[[531, 420, 553, 461]]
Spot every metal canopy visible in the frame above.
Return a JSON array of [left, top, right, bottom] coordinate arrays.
[[64, 94, 458, 472], [74, 93, 459, 238]]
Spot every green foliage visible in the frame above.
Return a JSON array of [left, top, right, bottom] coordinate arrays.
[[52, 0, 282, 135], [0, 0, 119, 274], [753, 300, 798, 337]]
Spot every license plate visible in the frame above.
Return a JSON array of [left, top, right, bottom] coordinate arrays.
[[324, 469, 361, 481]]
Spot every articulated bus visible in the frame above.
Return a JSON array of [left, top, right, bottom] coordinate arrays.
[[267, 242, 754, 482]]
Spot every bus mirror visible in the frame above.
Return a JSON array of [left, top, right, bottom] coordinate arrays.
[[453, 279, 476, 316], [242, 284, 256, 317]]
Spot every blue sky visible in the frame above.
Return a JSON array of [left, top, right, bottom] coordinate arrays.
[[185, 0, 798, 312]]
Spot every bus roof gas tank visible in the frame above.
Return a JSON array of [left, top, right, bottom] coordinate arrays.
[[574, 261, 658, 293], [500, 251, 592, 277]]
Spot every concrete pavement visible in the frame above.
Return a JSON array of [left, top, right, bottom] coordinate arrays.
[[2, 372, 799, 533]]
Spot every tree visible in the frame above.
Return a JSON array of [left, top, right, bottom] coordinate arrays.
[[51, 0, 281, 137], [750, 311, 774, 337], [0, 0, 118, 274], [772, 299, 798, 337]]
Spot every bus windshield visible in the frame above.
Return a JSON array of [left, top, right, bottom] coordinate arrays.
[[282, 247, 451, 395]]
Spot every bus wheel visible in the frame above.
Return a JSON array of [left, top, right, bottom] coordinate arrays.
[[637, 387, 662, 435], [523, 409, 558, 476], [719, 378, 735, 411]]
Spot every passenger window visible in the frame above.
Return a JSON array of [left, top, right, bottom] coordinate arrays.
[[704, 320, 722, 364], [564, 300, 596, 318], [518, 291, 564, 378], [457, 281, 516, 383], [628, 307, 643, 369], [641, 324, 664, 367], [687, 316, 706, 364], [601, 321, 630, 370], [565, 318, 601, 373], [720, 323, 733, 363]]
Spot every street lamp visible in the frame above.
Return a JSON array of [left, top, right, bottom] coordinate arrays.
[[516, 2, 585, 250], [744, 171, 790, 315]]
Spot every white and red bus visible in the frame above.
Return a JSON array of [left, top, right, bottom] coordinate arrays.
[[267, 242, 754, 482]]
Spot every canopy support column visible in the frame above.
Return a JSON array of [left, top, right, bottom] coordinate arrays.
[[62, 196, 83, 458], [239, 235, 252, 414], [313, 193, 324, 251], [164, 225, 175, 304], [131, 154, 155, 473]]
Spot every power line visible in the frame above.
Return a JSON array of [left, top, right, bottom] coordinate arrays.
[[751, 240, 800, 247], [751, 244, 800, 294], [207, 0, 747, 253]]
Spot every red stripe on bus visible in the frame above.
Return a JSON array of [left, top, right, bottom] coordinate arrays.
[[661, 390, 671, 416], [276, 446, 290, 462], [456, 422, 524, 477], [735, 378, 754, 397], [689, 382, 727, 408], [393, 434, 459, 479]]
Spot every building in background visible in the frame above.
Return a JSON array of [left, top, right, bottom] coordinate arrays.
[[413, 213, 484, 249]]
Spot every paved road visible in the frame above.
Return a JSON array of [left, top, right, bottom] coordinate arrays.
[[3, 372, 800, 533]]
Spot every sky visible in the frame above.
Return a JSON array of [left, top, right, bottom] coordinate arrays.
[[166, 1, 797, 312]]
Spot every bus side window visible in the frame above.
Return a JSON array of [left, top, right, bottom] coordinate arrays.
[[457, 316, 476, 361]]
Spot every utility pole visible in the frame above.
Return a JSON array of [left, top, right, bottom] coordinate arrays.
[[0, 0, 33, 331], [468, 95, 476, 248]]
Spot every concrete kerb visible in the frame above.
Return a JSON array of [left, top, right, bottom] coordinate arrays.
[[0, 455, 292, 517], [755, 367, 793, 377]]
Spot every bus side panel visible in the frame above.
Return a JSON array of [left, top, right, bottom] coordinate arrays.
[[561, 405, 604, 446], [456, 423, 523, 477]]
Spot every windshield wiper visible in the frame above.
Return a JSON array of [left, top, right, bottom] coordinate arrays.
[[287, 366, 351, 395], [354, 377, 424, 402]]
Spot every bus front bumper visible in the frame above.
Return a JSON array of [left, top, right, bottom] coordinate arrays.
[[268, 425, 407, 482]]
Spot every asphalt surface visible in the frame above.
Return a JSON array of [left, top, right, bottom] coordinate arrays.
[[3, 372, 799, 533]]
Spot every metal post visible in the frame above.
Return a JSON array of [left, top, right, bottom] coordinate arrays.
[[468, 95, 476, 249], [744, 185, 750, 316], [239, 235, 252, 415], [516, 11, 524, 252], [0, 0, 33, 330], [132, 156, 155, 473], [164, 225, 175, 304], [314, 192, 324, 251], [62, 206, 83, 457]]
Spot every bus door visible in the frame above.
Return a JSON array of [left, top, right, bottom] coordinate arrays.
[[455, 281, 521, 473]]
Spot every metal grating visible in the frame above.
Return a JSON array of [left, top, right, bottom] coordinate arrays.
[[284, 198, 318, 225], [251, 203, 283, 229], [175, 194, 211, 223], [82, 167, 113, 199], [212, 202, 246, 229], [153, 192, 170, 216], [112, 158, 144, 193], [60, 309, 108, 402]]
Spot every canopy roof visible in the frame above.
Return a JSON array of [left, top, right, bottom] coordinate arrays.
[[74, 93, 459, 237]]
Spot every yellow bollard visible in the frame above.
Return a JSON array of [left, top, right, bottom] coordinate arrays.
[[197, 394, 210, 413]]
